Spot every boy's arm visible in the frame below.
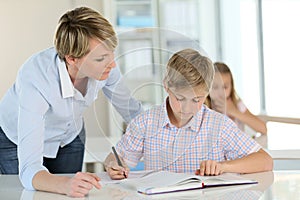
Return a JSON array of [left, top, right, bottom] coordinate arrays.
[[32, 170, 101, 197], [221, 148, 273, 173], [196, 149, 273, 176]]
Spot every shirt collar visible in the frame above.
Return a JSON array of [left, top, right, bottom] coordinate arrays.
[[161, 97, 204, 132], [189, 107, 204, 131], [57, 56, 74, 98]]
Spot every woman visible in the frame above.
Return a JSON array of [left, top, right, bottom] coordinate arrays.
[[0, 7, 142, 197]]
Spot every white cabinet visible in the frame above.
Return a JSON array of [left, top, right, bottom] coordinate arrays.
[[113, 0, 205, 103], [115, 0, 153, 28], [106, 0, 218, 137]]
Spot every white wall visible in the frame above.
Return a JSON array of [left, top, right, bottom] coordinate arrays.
[[0, 0, 68, 97], [0, 0, 110, 137]]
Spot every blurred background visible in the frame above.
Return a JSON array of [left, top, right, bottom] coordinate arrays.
[[1, 0, 299, 143]]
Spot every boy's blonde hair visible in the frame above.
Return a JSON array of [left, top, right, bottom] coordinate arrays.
[[54, 7, 118, 60], [164, 49, 214, 92]]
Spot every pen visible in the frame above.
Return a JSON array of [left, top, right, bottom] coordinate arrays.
[[112, 146, 127, 178]]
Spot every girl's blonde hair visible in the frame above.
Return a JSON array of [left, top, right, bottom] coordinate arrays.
[[54, 7, 118, 60], [205, 62, 240, 107], [163, 49, 214, 92]]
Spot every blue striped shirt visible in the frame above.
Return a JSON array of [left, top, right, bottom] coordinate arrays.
[[0, 47, 142, 190]]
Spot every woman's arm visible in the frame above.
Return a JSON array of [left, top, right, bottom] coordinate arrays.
[[101, 67, 143, 123], [32, 170, 101, 197]]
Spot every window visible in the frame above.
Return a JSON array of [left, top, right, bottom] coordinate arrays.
[[219, 0, 300, 118], [219, 0, 261, 114], [262, 0, 300, 118]]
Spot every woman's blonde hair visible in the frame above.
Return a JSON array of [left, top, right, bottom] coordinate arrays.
[[164, 49, 214, 92], [54, 7, 118, 60]]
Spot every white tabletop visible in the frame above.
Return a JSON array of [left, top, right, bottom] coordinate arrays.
[[1, 170, 300, 200]]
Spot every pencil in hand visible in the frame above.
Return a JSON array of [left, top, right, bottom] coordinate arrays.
[[112, 146, 127, 178]]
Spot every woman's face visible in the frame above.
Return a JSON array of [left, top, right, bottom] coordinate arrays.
[[71, 38, 116, 81], [210, 72, 232, 101]]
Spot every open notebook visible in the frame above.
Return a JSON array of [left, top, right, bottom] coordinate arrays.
[[98, 170, 258, 195]]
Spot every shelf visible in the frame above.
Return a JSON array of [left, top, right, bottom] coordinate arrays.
[[115, 0, 154, 28]]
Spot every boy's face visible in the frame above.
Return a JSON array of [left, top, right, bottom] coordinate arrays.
[[167, 86, 208, 123], [71, 38, 116, 80]]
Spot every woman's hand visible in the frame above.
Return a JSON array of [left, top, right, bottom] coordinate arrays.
[[64, 172, 101, 197]]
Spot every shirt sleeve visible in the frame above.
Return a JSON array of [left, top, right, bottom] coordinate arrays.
[[115, 114, 146, 167], [101, 67, 143, 124], [221, 117, 261, 160], [17, 68, 49, 190]]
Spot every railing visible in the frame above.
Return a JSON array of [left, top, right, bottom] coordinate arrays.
[[258, 115, 300, 125]]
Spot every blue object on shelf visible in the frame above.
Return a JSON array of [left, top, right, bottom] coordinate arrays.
[[117, 16, 153, 27]]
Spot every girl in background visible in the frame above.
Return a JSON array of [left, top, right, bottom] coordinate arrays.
[[207, 62, 267, 135]]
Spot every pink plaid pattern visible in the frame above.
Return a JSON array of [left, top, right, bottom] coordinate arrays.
[[116, 101, 261, 173]]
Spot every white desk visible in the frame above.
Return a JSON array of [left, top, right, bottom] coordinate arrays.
[[1, 170, 300, 199]]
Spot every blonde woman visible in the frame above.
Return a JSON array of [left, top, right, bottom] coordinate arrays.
[[0, 7, 142, 197]]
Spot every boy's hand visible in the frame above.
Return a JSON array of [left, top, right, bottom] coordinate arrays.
[[105, 160, 129, 180], [65, 172, 101, 197], [195, 160, 225, 176]]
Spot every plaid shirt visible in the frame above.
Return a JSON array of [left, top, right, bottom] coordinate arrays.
[[116, 99, 261, 173]]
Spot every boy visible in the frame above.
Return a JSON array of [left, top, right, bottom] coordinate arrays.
[[104, 49, 273, 179]]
